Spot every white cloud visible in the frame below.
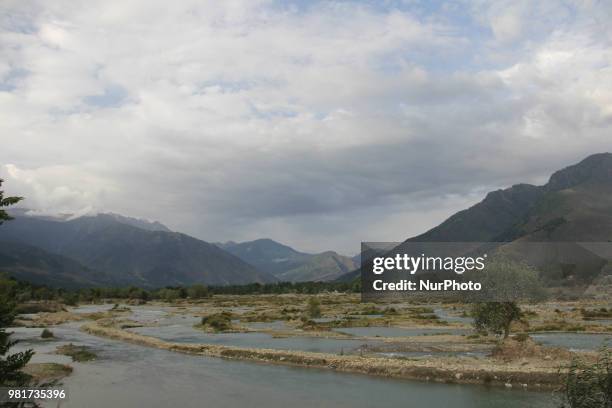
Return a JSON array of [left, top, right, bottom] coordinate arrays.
[[1, 0, 611, 254], [1, 163, 114, 216]]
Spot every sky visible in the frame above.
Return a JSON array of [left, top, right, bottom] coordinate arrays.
[[1, 0, 611, 255]]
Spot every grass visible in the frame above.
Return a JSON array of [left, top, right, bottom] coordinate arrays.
[[15, 302, 66, 314], [56, 343, 97, 362], [530, 320, 587, 332], [581, 307, 612, 319], [23, 363, 73, 382], [199, 312, 234, 332]]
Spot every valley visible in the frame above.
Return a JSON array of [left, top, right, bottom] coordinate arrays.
[[10, 293, 611, 407]]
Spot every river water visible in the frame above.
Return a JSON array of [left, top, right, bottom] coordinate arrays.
[[6, 306, 560, 408]]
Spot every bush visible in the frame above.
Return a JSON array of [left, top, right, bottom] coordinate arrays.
[[200, 312, 233, 332], [56, 344, 96, 362], [187, 284, 209, 299], [62, 293, 79, 306], [40, 329, 54, 339], [306, 297, 321, 319], [561, 348, 611, 408]]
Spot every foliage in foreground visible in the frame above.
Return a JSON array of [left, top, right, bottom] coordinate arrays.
[[0, 179, 34, 388], [560, 348, 611, 408]]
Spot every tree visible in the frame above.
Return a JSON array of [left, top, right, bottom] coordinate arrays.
[[470, 257, 545, 338], [187, 284, 209, 299], [306, 297, 321, 319], [0, 179, 23, 225], [470, 256, 546, 303], [0, 276, 34, 386], [0, 180, 33, 387], [561, 348, 611, 408], [472, 302, 521, 338]]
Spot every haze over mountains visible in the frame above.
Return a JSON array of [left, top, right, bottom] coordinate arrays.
[[338, 152, 612, 282], [217, 239, 358, 282]]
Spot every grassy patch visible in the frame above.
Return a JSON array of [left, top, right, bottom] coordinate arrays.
[[530, 320, 587, 332], [581, 307, 612, 319], [23, 363, 73, 382], [199, 312, 234, 332], [56, 344, 97, 362], [15, 302, 66, 314]]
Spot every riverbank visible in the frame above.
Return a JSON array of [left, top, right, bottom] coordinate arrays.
[[82, 322, 566, 389]]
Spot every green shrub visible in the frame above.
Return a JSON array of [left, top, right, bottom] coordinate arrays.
[[187, 284, 209, 299], [62, 293, 79, 306], [40, 329, 54, 339], [561, 348, 611, 407], [56, 344, 96, 362], [306, 298, 321, 319], [200, 312, 233, 332]]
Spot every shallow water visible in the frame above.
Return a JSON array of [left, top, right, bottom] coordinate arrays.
[[333, 327, 471, 337], [531, 332, 612, 351], [128, 306, 171, 323], [434, 308, 474, 324], [9, 323, 556, 408], [312, 317, 337, 323], [130, 325, 378, 354]]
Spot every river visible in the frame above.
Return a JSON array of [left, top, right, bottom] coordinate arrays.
[[7, 307, 560, 408]]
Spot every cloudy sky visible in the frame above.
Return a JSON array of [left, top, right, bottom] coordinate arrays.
[[1, 0, 611, 255]]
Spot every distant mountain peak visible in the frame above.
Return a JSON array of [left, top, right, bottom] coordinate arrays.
[[546, 152, 612, 191], [97, 212, 172, 232], [338, 152, 612, 282], [0, 212, 276, 287], [222, 238, 356, 282], [8, 209, 172, 233]]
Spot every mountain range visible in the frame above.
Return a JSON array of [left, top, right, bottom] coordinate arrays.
[[217, 239, 358, 282], [338, 152, 612, 282], [0, 213, 276, 288], [1, 152, 611, 288]]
